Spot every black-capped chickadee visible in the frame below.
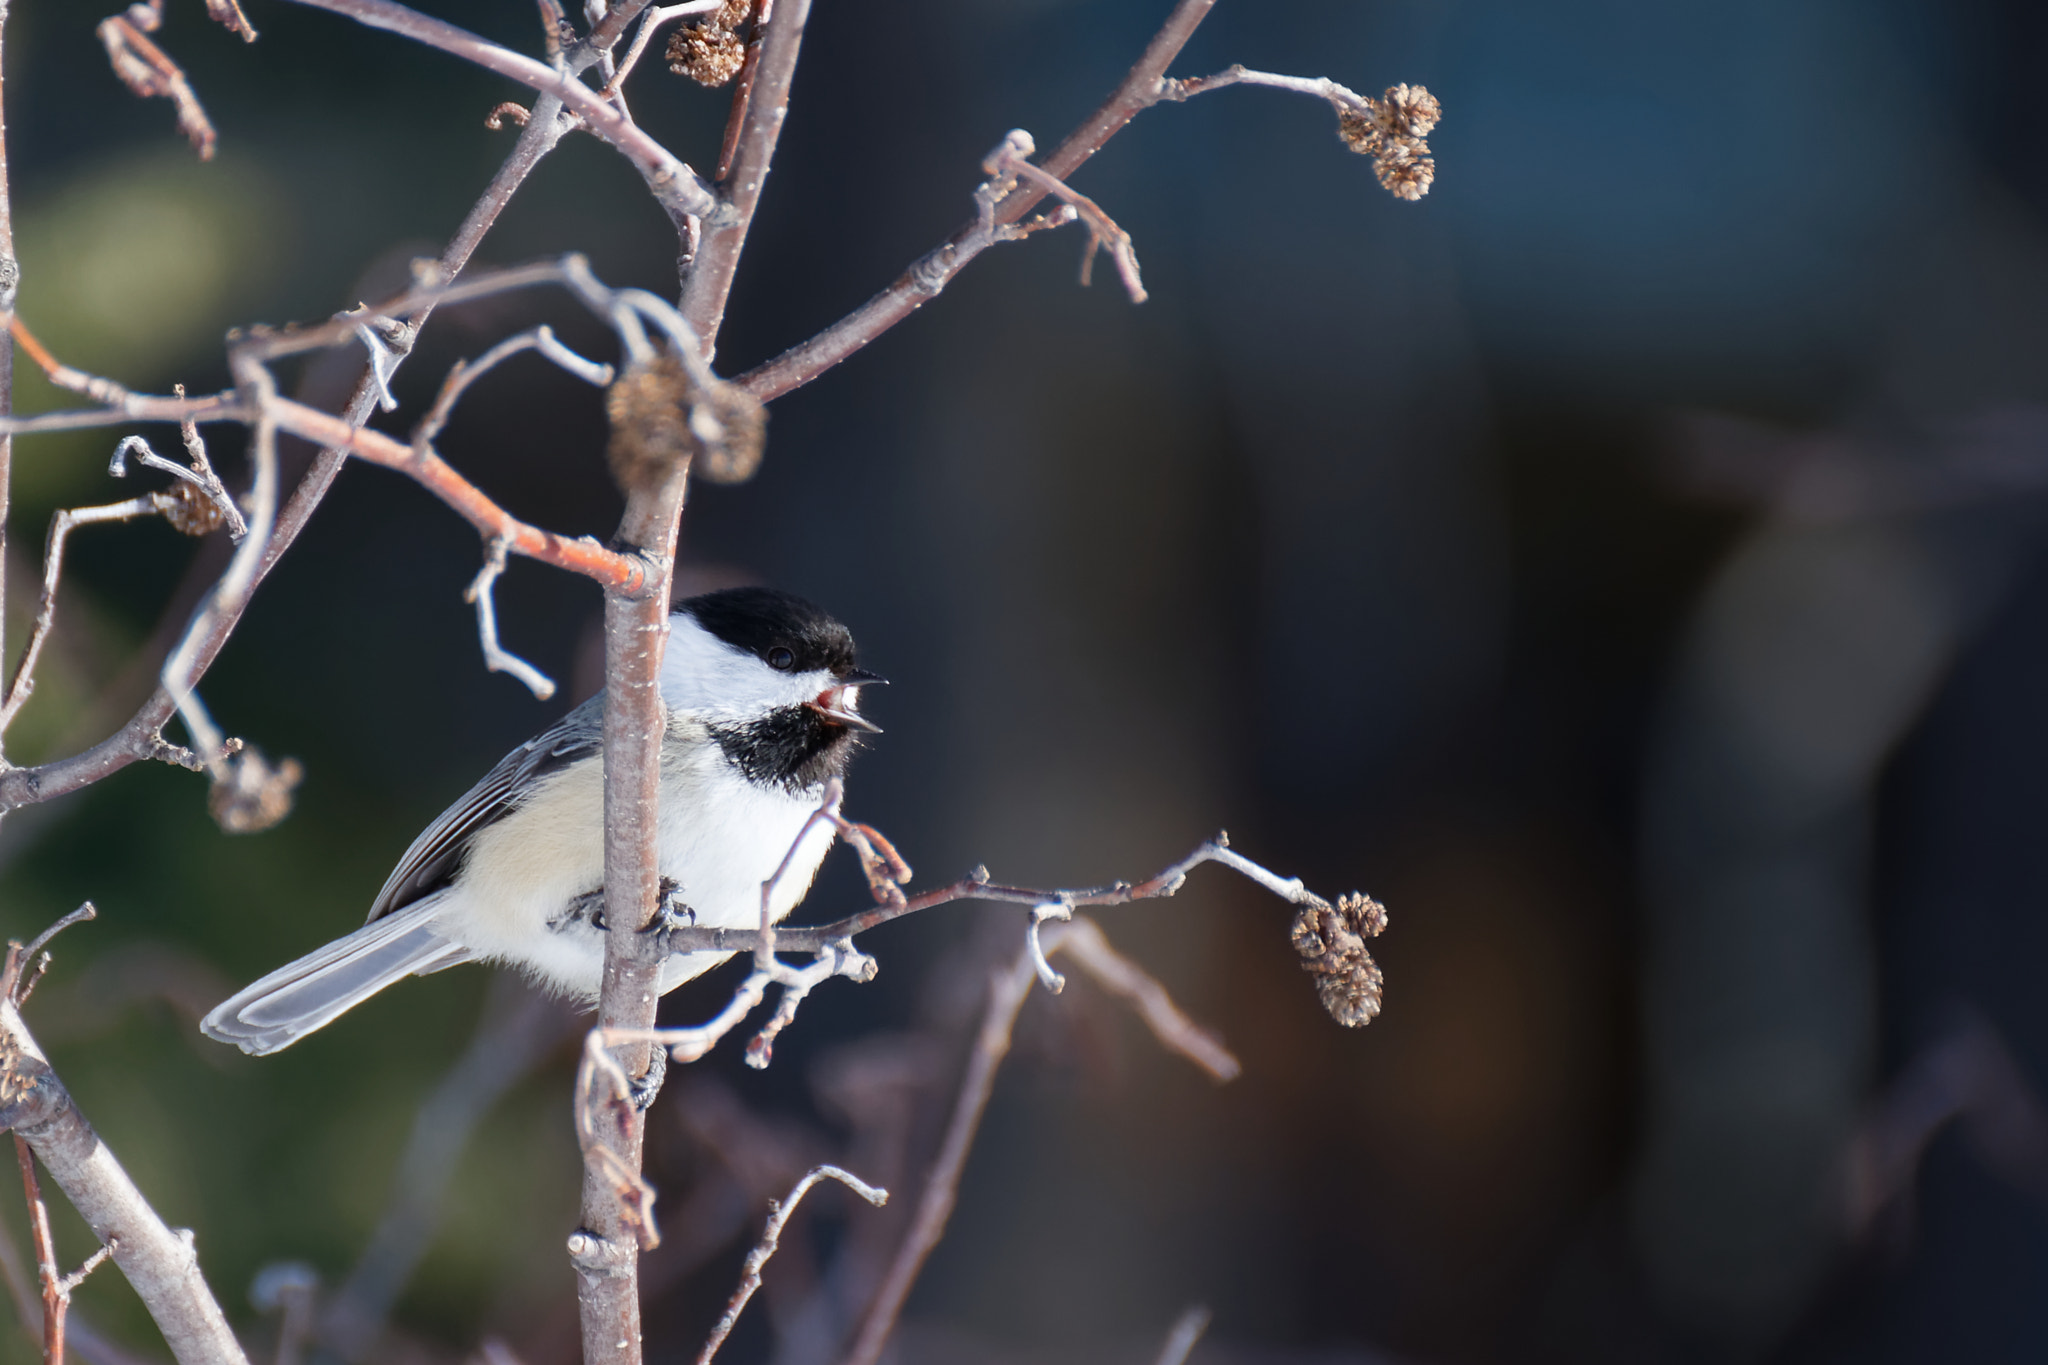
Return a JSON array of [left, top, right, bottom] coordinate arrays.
[[201, 587, 880, 1056]]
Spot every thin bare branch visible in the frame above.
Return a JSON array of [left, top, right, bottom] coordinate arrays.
[[1051, 919, 1239, 1082], [109, 434, 246, 539], [0, 0, 15, 774], [464, 539, 557, 701], [603, 1, 723, 97], [15, 1133, 62, 1365], [281, 0, 722, 226], [982, 130, 1146, 302], [736, 0, 1214, 399], [697, 1165, 885, 1365], [1, 497, 162, 732], [95, 14, 217, 159], [0, 934, 248, 1365], [413, 324, 613, 452], [681, 0, 810, 354]]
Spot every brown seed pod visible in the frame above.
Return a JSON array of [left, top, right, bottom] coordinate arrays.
[[155, 480, 228, 537], [208, 747, 305, 835], [605, 353, 769, 495], [1290, 891, 1388, 1027], [667, 23, 746, 87]]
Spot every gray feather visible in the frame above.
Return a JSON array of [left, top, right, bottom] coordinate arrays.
[[367, 696, 603, 920], [200, 897, 476, 1056]]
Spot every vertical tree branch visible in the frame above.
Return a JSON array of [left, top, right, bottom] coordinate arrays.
[[0, 0, 17, 768], [679, 0, 812, 351], [578, 457, 692, 1365]]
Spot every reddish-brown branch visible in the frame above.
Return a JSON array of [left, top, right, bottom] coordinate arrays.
[[95, 14, 218, 160], [265, 394, 648, 592], [14, 1134, 62, 1365]]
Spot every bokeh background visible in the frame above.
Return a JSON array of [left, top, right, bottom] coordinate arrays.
[[2, 0, 2048, 1361]]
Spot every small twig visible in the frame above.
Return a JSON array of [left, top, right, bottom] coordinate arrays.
[[413, 324, 613, 452], [679, 0, 811, 352], [464, 539, 557, 701], [110, 432, 247, 539], [695, 1165, 886, 1365], [54, 1244, 114, 1301], [1026, 903, 1069, 992], [18, 905, 96, 994], [982, 130, 1146, 302], [15, 1133, 62, 1365], [602, 1, 723, 96], [95, 13, 218, 159], [1150, 1305, 1212, 1365], [1, 498, 161, 731]]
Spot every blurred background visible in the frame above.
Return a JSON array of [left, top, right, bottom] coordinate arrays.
[[2, 0, 2048, 1361]]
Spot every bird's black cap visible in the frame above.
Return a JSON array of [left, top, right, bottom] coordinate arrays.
[[679, 586, 861, 677]]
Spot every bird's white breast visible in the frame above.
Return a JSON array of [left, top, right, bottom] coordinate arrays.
[[435, 710, 837, 1000]]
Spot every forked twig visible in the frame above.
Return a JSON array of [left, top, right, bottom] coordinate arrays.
[[696, 1165, 887, 1365]]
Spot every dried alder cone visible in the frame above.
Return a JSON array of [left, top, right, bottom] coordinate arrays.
[[1291, 891, 1389, 1027], [668, 0, 755, 87], [605, 353, 768, 492], [1337, 82, 1441, 201]]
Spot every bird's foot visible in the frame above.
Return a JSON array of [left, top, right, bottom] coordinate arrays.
[[627, 1045, 668, 1112], [645, 877, 698, 953]]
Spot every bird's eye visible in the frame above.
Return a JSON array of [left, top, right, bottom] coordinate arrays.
[[767, 647, 795, 671]]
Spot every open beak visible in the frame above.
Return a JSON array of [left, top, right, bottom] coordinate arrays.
[[807, 678, 883, 733]]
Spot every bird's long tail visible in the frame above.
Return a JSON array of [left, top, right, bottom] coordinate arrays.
[[201, 897, 475, 1056]]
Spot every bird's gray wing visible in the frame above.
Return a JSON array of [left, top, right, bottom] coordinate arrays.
[[367, 693, 605, 922]]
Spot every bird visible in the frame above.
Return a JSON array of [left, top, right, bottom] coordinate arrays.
[[201, 586, 881, 1056]]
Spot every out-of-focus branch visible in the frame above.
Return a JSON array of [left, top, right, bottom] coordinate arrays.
[[1150, 1306, 1213, 1365], [0, 930, 247, 1365], [319, 981, 577, 1362], [281, 0, 722, 226], [0, 1215, 150, 1365], [696, 1165, 886, 1365], [0, 0, 15, 772], [95, 10, 218, 160], [1050, 918, 1238, 1082], [841, 951, 1034, 1365], [680, 0, 811, 353]]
